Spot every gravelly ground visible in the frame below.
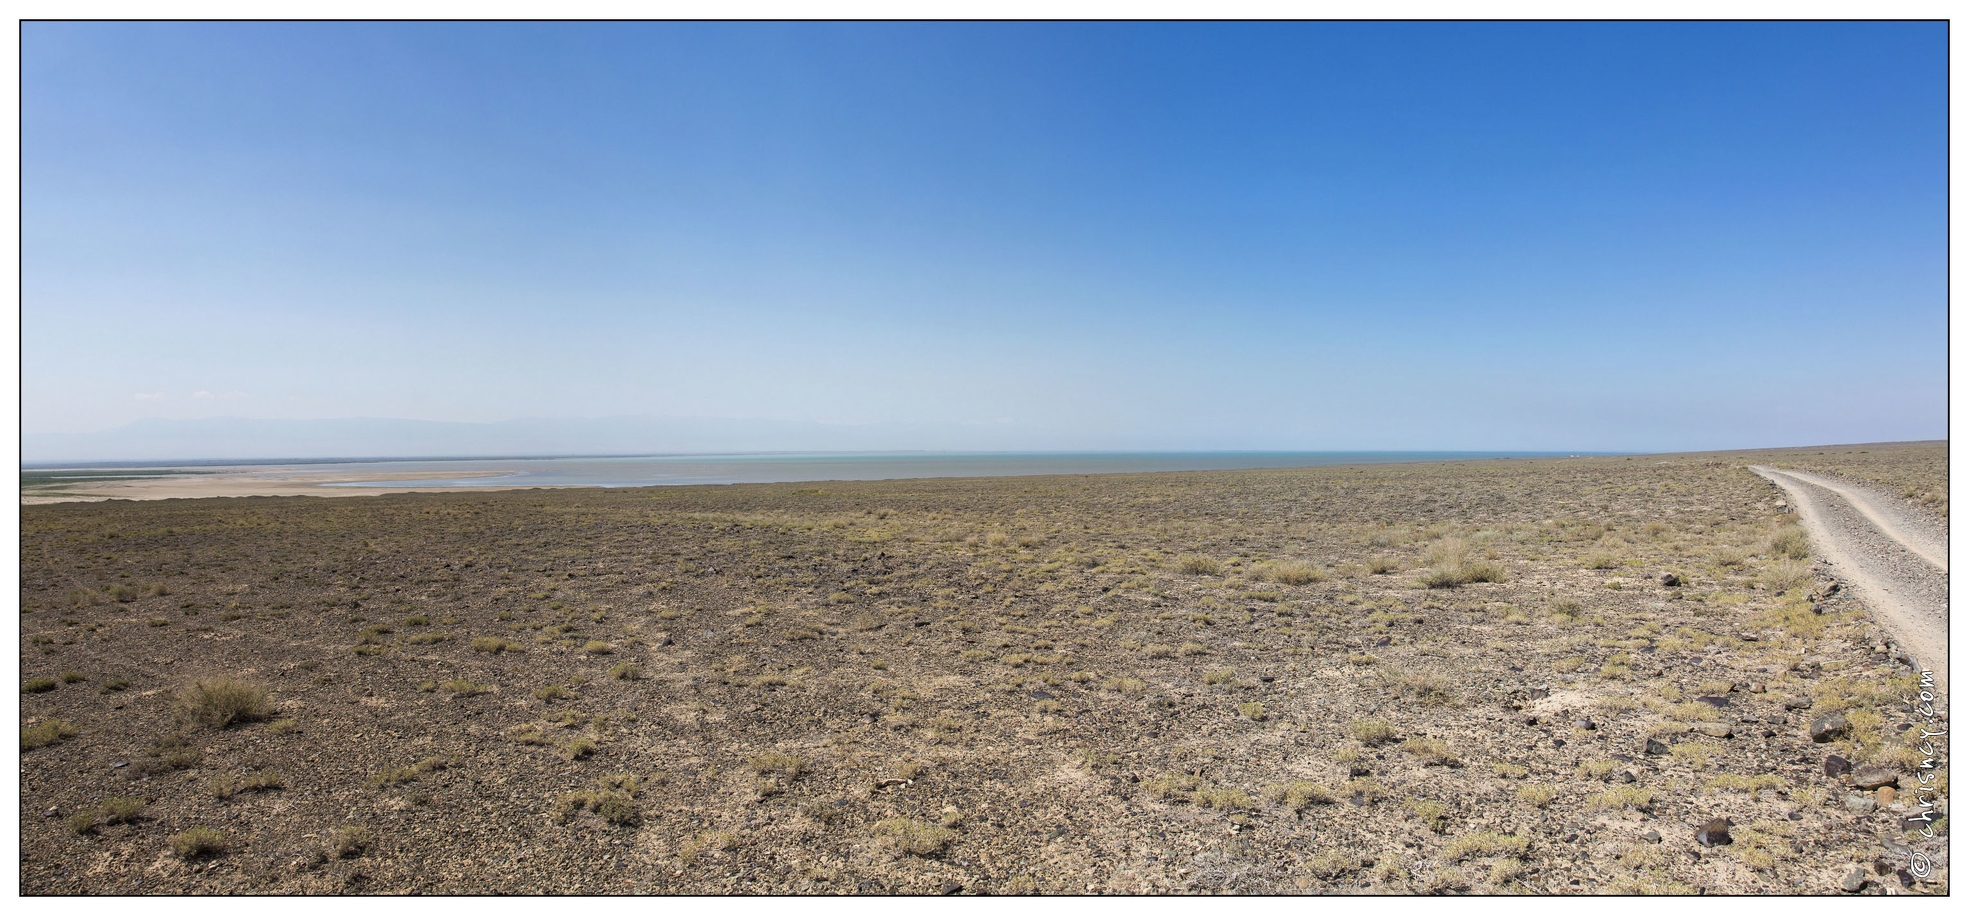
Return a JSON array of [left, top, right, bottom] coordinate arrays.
[[19, 444, 1949, 895]]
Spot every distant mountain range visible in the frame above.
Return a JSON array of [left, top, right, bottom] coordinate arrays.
[[20, 416, 1040, 465]]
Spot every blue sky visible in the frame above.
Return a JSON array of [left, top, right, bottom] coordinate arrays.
[[22, 22, 1946, 452]]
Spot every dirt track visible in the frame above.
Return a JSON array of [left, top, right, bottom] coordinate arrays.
[[1751, 466, 1949, 693]]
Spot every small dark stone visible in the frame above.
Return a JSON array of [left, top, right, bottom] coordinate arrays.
[[1618, 771, 1637, 784], [941, 880, 964, 895], [1527, 687, 1550, 700], [1373, 636, 1392, 647], [1349, 764, 1371, 777], [1761, 730, 1776, 739], [1576, 718, 1597, 731], [1525, 716, 1540, 726], [1696, 695, 1730, 708], [1031, 690, 1054, 700], [1824, 754, 1853, 777], [1783, 696, 1812, 710], [111, 761, 127, 769], [1644, 738, 1669, 756], [1610, 754, 1632, 762], [1660, 572, 1682, 587], [1809, 713, 1850, 742], [1640, 830, 1661, 843], [1258, 676, 1275, 683], [1695, 819, 1732, 847], [1563, 833, 1578, 843], [1552, 738, 1566, 748], [1897, 869, 1916, 888]]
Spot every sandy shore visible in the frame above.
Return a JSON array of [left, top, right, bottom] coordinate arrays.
[[20, 468, 564, 504]]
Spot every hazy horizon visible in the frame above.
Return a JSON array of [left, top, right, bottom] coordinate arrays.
[[24, 23, 1946, 454]]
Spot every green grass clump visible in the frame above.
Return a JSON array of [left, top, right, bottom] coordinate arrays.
[[470, 637, 524, 653], [1144, 773, 1203, 800], [1404, 797, 1451, 834], [443, 679, 489, 696], [873, 818, 955, 856], [1401, 736, 1461, 766], [1268, 781, 1337, 811], [608, 662, 644, 680], [332, 826, 374, 858], [22, 719, 77, 750], [1269, 560, 1326, 585], [23, 677, 57, 693], [69, 796, 147, 834], [174, 678, 270, 729], [1444, 831, 1529, 862], [1517, 783, 1559, 807], [678, 830, 739, 863], [748, 752, 807, 779], [1590, 785, 1655, 812], [1349, 717, 1398, 746], [369, 756, 448, 787], [170, 827, 228, 859], [1176, 554, 1221, 576], [1237, 701, 1267, 721], [1193, 786, 1254, 809], [556, 775, 643, 826]]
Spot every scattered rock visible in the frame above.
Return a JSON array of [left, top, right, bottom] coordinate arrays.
[[1875, 786, 1896, 806], [1690, 723, 1733, 738], [1851, 766, 1899, 790], [1640, 830, 1661, 844], [1644, 738, 1669, 756], [1783, 696, 1813, 710], [1659, 572, 1682, 587], [1030, 690, 1054, 700], [1809, 713, 1850, 742], [1618, 770, 1638, 784], [1695, 695, 1729, 708], [1836, 864, 1868, 893], [941, 880, 964, 895], [1576, 718, 1596, 731], [1373, 636, 1391, 647], [1695, 819, 1732, 847], [1823, 754, 1853, 777], [1843, 794, 1876, 815]]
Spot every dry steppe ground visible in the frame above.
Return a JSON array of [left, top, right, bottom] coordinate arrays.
[[19, 444, 1949, 895]]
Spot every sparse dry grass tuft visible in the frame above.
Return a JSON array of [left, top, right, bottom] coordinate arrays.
[[173, 678, 269, 729]]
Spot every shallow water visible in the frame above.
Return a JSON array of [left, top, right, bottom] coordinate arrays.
[[311, 451, 1582, 489]]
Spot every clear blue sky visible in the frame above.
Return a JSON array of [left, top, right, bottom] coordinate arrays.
[[22, 22, 1946, 452]]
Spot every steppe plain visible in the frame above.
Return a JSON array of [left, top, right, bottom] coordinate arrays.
[[18, 442, 1949, 895]]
